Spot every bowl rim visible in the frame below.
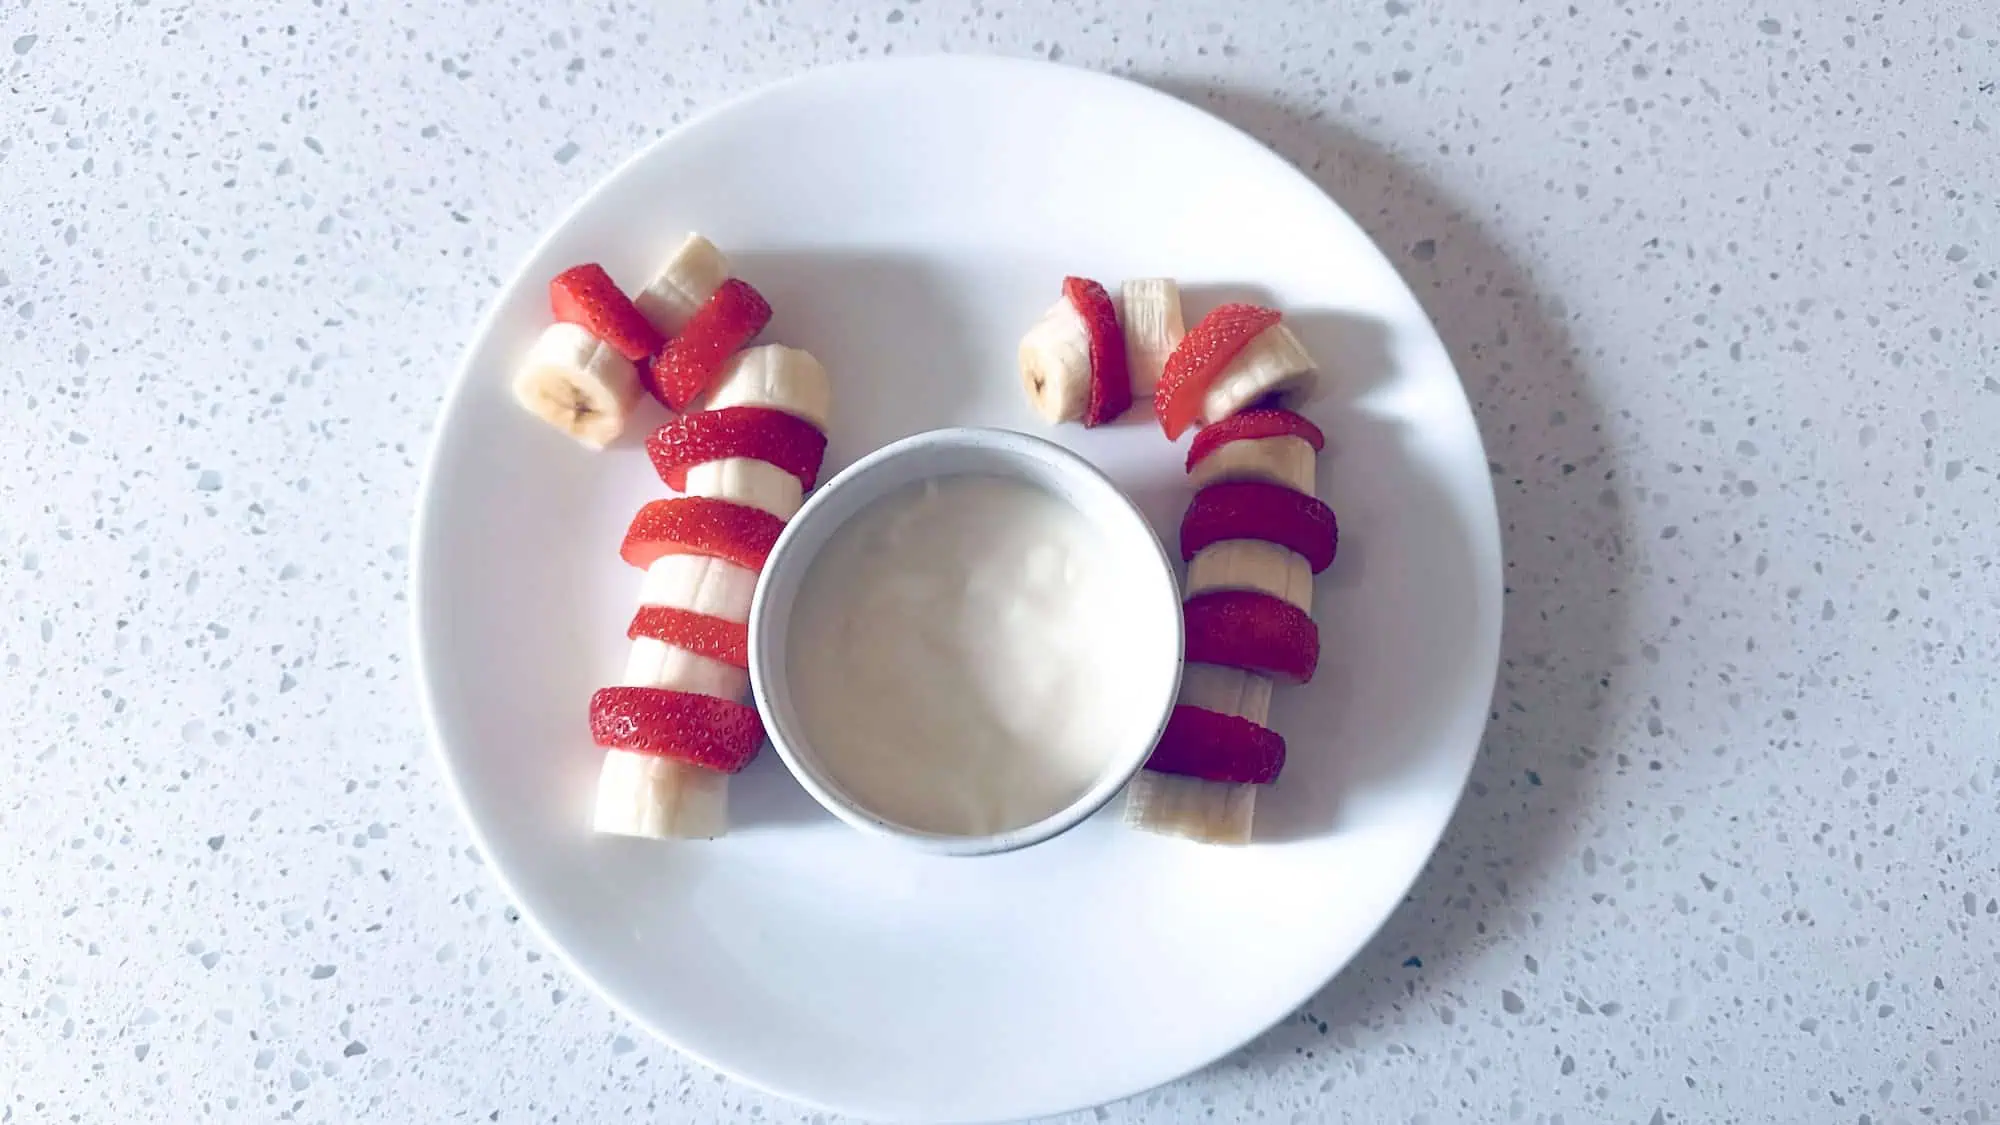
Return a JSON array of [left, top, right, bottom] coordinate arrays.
[[748, 425, 1186, 857]]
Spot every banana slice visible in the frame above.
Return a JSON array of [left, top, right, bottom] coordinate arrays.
[[593, 553, 760, 840], [700, 344, 832, 432], [1124, 663, 1275, 845], [594, 750, 729, 840], [512, 322, 642, 450], [682, 458, 805, 521], [637, 553, 759, 621], [1199, 323, 1318, 426], [1188, 434, 1318, 493], [1179, 662, 1274, 727], [620, 638, 748, 700], [1017, 299, 1091, 424], [635, 233, 731, 336], [1186, 540, 1313, 615], [1124, 771, 1258, 845], [1118, 278, 1184, 398]]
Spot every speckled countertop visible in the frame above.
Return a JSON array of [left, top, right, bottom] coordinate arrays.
[[5, 1, 1997, 1121]]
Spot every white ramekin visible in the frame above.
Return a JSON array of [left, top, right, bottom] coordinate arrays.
[[748, 427, 1183, 857]]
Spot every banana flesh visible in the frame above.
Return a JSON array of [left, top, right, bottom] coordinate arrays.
[[699, 344, 832, 432], [1186, 540, 1313, 615], [635, 232, 731, 336], [594, 749, 729, 840], [511, 322, 642, 450], [1118, 278, 1184, 398], [1017, 299, 1092, 424], [1178, 662, 1274, 726], [636, 553, 759, 621], [1199, 322, 1318, 426], [683, 458, 804, 521], [1188, 434, 1317, 493], [1123, 771, 1258, 846]]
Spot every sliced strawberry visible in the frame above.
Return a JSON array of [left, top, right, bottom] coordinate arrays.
[[1185, 408, 1326, 473], [1143, 705, 1286, 785], [620, 496, 786, 572], [645, 406, 828, 492], [1153, 304, 1282, 440], [1183, 589, 1320, 683], [1063, 276, 1131, 426], [549, 264, 666, 363], [627, 605, 749, 668], [1180, 480, 1339, 573], [650, 278, 773, 411], [589, 686, 764, 773], [635, 355, 660, 402]]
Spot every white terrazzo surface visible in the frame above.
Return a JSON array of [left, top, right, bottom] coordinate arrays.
[[5, 1, 1998, 1122]]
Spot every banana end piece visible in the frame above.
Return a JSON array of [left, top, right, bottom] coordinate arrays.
[[1124, 770, 1257, 845], [593, 749, 729, 839]]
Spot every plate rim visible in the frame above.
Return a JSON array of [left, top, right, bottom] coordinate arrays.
[[409, 53, 1504, 1123]]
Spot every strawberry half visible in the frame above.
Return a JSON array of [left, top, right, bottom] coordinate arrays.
[[1185, 407, 1326, 473], [549, 264, 666, 363], [650, 278, 773, 411], [1183, 589, 1320, 683], [1063, 276, 1131, 426], [1152, 303, 1282, 440], [645, 406, 828, 492], [628, 605, 749, 669], [620, 496, 786, 572], [589, 686, 764, 773], [1143, 705, 1286, 785], [1180, 479, 1338, 573]]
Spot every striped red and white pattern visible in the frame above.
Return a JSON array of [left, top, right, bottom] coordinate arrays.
[[591, 236, 834, 840]]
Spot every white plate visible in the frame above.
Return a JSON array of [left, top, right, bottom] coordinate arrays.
[[413, 57, 1502, 1124]]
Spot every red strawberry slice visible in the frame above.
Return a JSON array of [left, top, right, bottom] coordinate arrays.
[[650, 278, 773, 411], [589, 686, 764, 773], [645, 406, 829, 492], [1063, 276, 1131, 427], [627, 605, 749, 669], [1185, 408, 1326, 474], [635, 355, 660, 402], [549, 264, 666, 363], [1180, 480, 1339, 574], [1143, 705, 1286, 785], [620, 496, 786, 572], [1153, 303, 1282, 440], [1182, 589, 1320, 683]]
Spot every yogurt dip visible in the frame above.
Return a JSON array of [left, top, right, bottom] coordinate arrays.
[[785, 473, 1161, 836]]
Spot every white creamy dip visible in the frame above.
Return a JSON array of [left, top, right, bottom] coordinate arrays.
[[786, 474, 1157, 836]]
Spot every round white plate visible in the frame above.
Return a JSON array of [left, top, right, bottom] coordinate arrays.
[[413, 57, 1502, 1124]]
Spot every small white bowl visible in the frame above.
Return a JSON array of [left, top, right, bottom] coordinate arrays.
[[749, 427, 1184, 857]]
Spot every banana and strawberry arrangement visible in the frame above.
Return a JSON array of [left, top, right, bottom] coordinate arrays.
[[1017, 278, 1335, 845], [513, 234, 834, 839], [512, 249, 1335, 848]]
